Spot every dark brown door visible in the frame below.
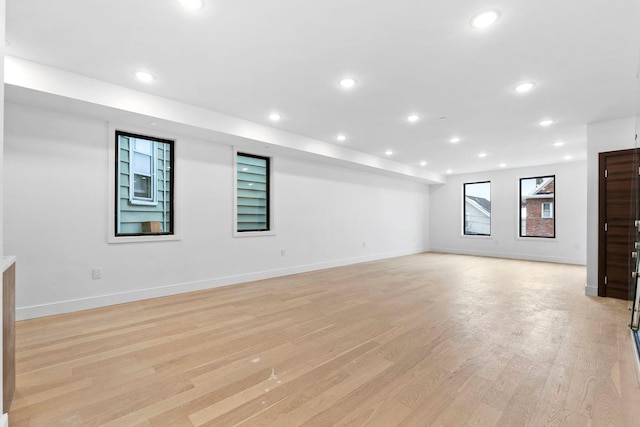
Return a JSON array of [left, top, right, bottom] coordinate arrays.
[[599, 148, 638, 300]]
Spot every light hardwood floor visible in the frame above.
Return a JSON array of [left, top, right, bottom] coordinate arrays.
[[9, 253, 640, 426]]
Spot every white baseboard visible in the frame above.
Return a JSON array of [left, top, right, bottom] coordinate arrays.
[[17, 248, 424, 320], [1, 413, 8, 427], [429, 247, 585, 266], [584, 285, 598, 296]]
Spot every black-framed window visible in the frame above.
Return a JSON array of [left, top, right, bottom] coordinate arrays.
[[115, 131, 174, 236], [463, 181, 491, 236], [236, 153, 270, 232], [519, 175, 555, 238]]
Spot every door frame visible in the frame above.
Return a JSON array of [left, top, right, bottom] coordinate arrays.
[[598, 148, 638, 298]]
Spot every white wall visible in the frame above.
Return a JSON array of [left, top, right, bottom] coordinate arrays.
[[429, 161, 587, 265], [585, 116, 637, 296], [4, 102, 430, 320]]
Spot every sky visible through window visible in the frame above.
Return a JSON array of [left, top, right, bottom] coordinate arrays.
[[467, 181, 537, 200], [466, 182, 490, 200], [520, 179, 537, 196]]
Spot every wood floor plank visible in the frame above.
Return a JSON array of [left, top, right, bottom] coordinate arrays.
[[8, 253, 640, 426], [464, 401, 503, 427], [481, 355, 534, 412], [427, 373, 493, 427], [526, 336, 579, 426], [565, 345, 599, 417], [494, 360, 553, 426], [202, 341, 381, 426], [241, 347, 394, 426], [397, 358, 485, 426]]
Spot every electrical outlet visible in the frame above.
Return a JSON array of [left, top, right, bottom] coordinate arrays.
[[92, 268, 102, 280], [281, 250, 286, 257]]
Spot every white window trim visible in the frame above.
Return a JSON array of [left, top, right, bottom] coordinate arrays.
[[107, 123, 181, 244], [233, 147, 275, 237], [541, 202, 554, 219]]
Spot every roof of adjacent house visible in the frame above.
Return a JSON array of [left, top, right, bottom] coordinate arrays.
[[465, 196, 491, 216], [523, 177, 555, 200]]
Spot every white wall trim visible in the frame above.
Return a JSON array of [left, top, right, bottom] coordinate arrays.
[[429, 247, 585, 265], [16, 248, 425, 320], [585, 285, 598, 296]]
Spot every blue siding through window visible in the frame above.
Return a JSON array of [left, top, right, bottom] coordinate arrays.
[[117, 134, 173, 235], [237, 154, 269, 231]]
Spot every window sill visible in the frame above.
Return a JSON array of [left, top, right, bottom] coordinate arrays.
[[108, 234, 182, 244], [234, 230, 276, 238], [515, 236, 557, 242], [460, 234, 493, 240]]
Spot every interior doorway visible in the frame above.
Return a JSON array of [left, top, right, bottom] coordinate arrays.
[[598, 148, 638, 300]]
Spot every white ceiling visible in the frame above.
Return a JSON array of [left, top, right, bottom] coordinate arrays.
[[5, 0, 640, 176]]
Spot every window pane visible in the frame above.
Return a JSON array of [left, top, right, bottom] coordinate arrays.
[[520, 176, 555, 238], [133, 152, 152, 175], [133, 138, 153, 155], [133, 174, 152, 198], [463, 181, 491, 236], [116, 131, 174, 236], [237, 153, 269, 232]]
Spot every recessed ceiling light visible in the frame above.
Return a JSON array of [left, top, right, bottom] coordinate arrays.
[[385, 150, 393, 156], [420, 161, 427, 166], [449, 136, 461, 143], [470, 10, 500, 29], [339, 77, 357, 89], [407, 114, 420, 123], [446, 169, 453, 174], [336, 134, 347, 142], [478, 152, 487, 158], [177, 0, 205, 10], [268, 112, 281, 121], [499, 163, 506, 168], [553, 141, 565, 147], [564, 155, 573, 161], [134, 71, 154, 83], [539, 119, 554, 127], [514, 82, 535, 93]]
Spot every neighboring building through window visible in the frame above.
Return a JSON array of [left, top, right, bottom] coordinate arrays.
[[130, 138, 156, 203], [520, 175, 555, 238], [463, 181, 491, 236], [236, 153, 270, 232], [115, 131, 174, 236]]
